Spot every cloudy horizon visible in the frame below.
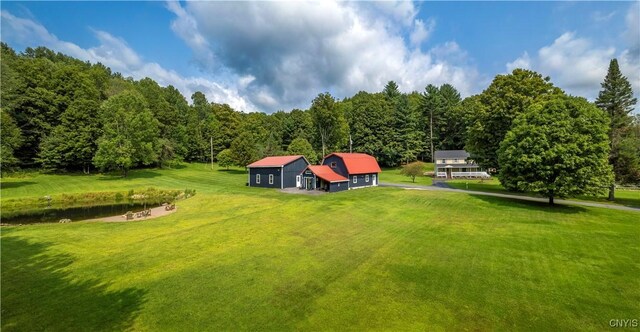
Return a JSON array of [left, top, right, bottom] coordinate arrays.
[[1, 1, 638, 113]]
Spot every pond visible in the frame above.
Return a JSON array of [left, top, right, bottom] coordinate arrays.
[[1, 201, 165, 225]]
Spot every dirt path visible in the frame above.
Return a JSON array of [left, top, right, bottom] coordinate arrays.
[[85, 205, 178, 223], [380, 182, 640, 212]]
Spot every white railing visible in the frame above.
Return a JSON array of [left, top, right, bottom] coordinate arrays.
[[437, 172, 447, 177], [452, 171, 490, 178]]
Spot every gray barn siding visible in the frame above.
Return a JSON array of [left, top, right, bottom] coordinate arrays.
[[322, 155, 348, 178], [330, 182, 348, 192], [348, 173, 377, 189], [283, 157, 309, 188], [249, 167, 281, 188]]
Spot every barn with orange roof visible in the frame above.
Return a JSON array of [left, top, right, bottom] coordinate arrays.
[[300, 153, 381, 192], [248, 152, 381, 192]]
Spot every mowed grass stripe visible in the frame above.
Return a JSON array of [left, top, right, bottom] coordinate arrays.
[[1, 164, 639, 331]]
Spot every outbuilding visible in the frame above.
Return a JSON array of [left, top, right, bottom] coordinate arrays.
[[247, 155, 309, 189]]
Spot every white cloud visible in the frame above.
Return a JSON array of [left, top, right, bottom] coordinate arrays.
[[503, 3, 640, 103], [506, 52, 531, 72], [410, 18, 435, 46], [169, 1, 481, 111], [591, 10, 616, 23], [538, 32, 615, 95], [165, 1, 214, 69], [505, 31, 637, 100], [0, 9, 259, 112]]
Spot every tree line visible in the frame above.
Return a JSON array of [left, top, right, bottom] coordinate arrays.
[[1, 44, 638, 201]]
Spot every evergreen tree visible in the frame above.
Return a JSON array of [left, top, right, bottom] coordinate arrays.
[[595, 58, 639, 199], [420, 84, 442, 162]]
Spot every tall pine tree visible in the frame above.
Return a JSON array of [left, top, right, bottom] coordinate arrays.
[[595, 58, 638, 200]]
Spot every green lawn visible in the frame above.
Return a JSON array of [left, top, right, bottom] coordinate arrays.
[[381, 163, 434, 186], [444, 178, 640, 208], [2, 164, 639, 330]]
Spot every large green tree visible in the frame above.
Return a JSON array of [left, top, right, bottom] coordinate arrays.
[[309, 93, 348, 156], [595, 58, 639, 199], [38, 99, 101, 173], [498, 95, 613, 204], [343, 91, 393, 165], [230, 132, 259, 168], [0, 109, 23, 171], [287, 137, 318, 164], [93, 91, 160, 176], [216, 149, 234, 170], [467, 69, 563, 168]]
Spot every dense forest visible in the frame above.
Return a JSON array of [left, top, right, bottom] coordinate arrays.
[[1, 43, 639, 191]]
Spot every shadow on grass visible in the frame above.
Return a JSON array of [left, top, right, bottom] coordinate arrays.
[[1, 237, 147, 331], [468, 193, 588, 214], [98, 169, 161, 181], [0, 181, 36, 189]]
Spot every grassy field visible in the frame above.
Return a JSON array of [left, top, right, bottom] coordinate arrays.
[[445, 178, 640, 208], [381, 163, 434, 186], [1, 164, 639, 330]]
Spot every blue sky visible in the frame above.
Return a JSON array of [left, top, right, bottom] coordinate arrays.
[[2, 1, 638, 113]]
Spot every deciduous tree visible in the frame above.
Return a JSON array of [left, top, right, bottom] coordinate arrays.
[[400, 161, 426, 183], [287, 137, 318, 164], [467, 69, 563, 168], [216, 149, 234, 170], [0, 110, 23, 171], [93, 91, 160, 177], [309, 93, 348, 156], [498, 95, 613, 205]]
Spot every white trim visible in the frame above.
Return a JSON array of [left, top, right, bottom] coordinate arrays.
[[365, 175, 369, 182], [269, 174, 274, 184], [280, 167, 284, 188], [353, 175, 357, 184], [256, 174, 261, 184]]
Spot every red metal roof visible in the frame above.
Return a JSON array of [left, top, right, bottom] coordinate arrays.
[[325, 153, 382, 174], [247, 155, 305, 168], [305, 165, 349, 182]]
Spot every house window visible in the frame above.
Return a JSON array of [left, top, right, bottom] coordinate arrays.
[[365, 175, 369, 182], [353, 176, 357, 184], [330, 162, 337, 168], [441, 159, 446, 164], [454, 158, 458, 163], [269, 174, 274, 184], [256, 174, 261, 184]]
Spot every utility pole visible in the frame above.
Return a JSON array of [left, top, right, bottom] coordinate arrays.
[[210, 136, 214, 170], [349, 134, 353, 153]]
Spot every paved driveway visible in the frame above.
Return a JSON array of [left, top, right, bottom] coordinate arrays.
[[380, 182, 640, 213]]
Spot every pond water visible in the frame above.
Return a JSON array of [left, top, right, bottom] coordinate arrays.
[[1, 201, 164, 225]]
